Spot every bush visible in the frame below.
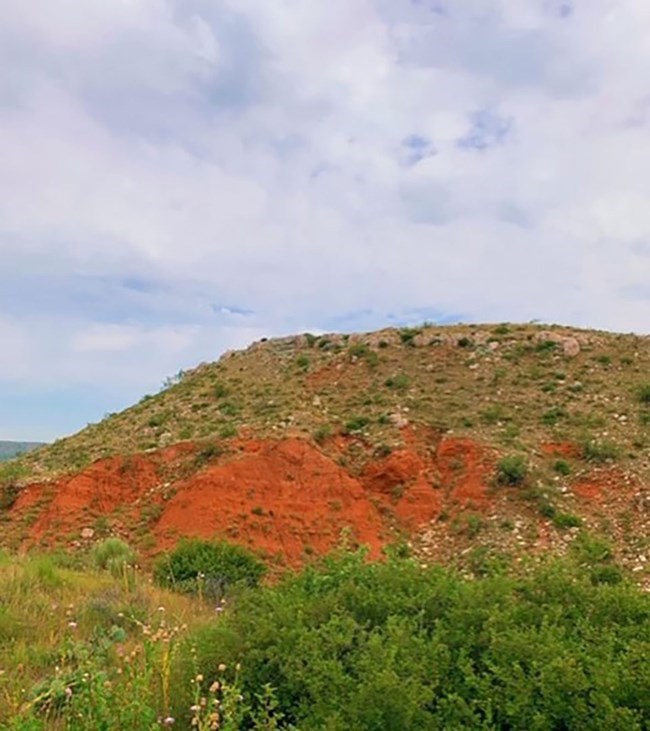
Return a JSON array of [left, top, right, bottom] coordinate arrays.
[[554, 459, 572, 475], [553, 512, 582, 529], [177, 551, 650, 730], [91, 538, 136, 576], [343, 416, 370, 434], [637, 384, 650, 405], [496, 455, 528, 485], [581, 439, 620, 463], [153, 539, 266, 596]]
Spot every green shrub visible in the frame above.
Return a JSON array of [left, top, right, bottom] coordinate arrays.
[[343, 416, 370, 434], [178, 551, 650, 730], [553, 512, 582, 529], [313, 424, 333, 445], [384, 374, 409, 391], [214, 382, 230, 399], [637, 384, 650, 405], [542, 406, 568, 425], [153, 539, 266, 596], [581, 439, 620, 463], [398, 327, 421, 346], [553, 459, 572, 475], [0, 482, 20, 510], [496, 455, 528, 485], [219, 424, 238, 439], [295, 354, 310, 372], [91, 538, 136, 576]]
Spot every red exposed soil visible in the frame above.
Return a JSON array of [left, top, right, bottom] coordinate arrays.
[[11, 433, 634, 567], [7, 433, 500, 564], [541, 442, 582, 459], [571, 467, 636, 504]]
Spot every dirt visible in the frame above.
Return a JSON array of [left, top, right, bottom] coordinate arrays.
[[5, 432, 645, 571]]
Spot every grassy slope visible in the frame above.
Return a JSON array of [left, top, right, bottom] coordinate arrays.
[[16, 322, 649, 482]]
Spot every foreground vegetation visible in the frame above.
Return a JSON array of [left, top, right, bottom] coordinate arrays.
[[1, 538, 649, 730]]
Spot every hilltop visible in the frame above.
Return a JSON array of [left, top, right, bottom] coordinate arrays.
[[1, 322, 649, 580]]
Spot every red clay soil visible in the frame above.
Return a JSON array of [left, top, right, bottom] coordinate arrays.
[[541, 442, 583, 459], [571, 467, 636, 504], [155, 438, 387, 565], [8, 434, 496, 565]]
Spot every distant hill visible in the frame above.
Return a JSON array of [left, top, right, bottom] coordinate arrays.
[[0, 441, 45, 461]]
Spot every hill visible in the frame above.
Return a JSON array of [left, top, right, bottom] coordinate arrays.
[[1, 322, 649, 581], [0, 440, 44, 461]]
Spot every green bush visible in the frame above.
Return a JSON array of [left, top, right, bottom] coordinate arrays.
[[553, 512, 582, 529], [343, 416, 370, 434], [312, 424, 332, 445], [91, 538, 136, 577], [637, 384, 650, 405], [153, 539, 266, 596], [384, 374, 409, 391], [581, 439, 620, 463], [178, 551, 650, 730], [496, 454, 528, 485], [553, 459, 572, 475]]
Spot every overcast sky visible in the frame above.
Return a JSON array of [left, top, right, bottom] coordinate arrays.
[[1, 0, 649, 441]]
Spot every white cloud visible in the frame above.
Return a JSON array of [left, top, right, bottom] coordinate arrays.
[[0, 0, 649, 436]]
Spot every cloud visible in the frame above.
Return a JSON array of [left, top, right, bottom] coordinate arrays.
[[0, 0, 649, 438]]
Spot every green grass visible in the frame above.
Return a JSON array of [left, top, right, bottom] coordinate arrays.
[[2, 545, 649, 730]]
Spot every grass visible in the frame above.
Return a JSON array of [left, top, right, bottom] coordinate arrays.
[[2, 544, 648, 729]]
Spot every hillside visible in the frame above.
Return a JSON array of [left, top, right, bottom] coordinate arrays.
[[1, 322, 649, 580], [0, 441, 44, 461]]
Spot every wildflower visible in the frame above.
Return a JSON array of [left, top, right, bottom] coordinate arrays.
[[196, 674, 204, 683], [67, 621, 78, 629], [161, 717, 175, 727], [209, 681, 220, 693], [65, 687, 73, 699], [218, 663, 226, 672]]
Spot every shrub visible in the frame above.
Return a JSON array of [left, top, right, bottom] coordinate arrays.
[[178, 551, 650, 730], [214, 382, 229, 399], [398, 327, 421, 346], [496, 455, 528, 485], [581, 439, 620, 463], [554, 459, 572, 475], [0, 482, 20, 510], [91, 538, 136, 576], [154, 539, 266, 596], [542, 406, 567, 426], [637, 384, 650, 405], [343, 416, 370, 434], [312, 424, 333, 445], [553, 512, 582, 529], [295, 354, 310, 372], [384, 374, 409, 391]]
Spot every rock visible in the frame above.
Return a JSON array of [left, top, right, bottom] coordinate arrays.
[[562, 337, 581, 357], [389, 412, 409, 429], [533, 331, 581, 357]]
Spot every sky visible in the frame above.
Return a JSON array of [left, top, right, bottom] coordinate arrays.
[[1, 0, 649, 441]]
